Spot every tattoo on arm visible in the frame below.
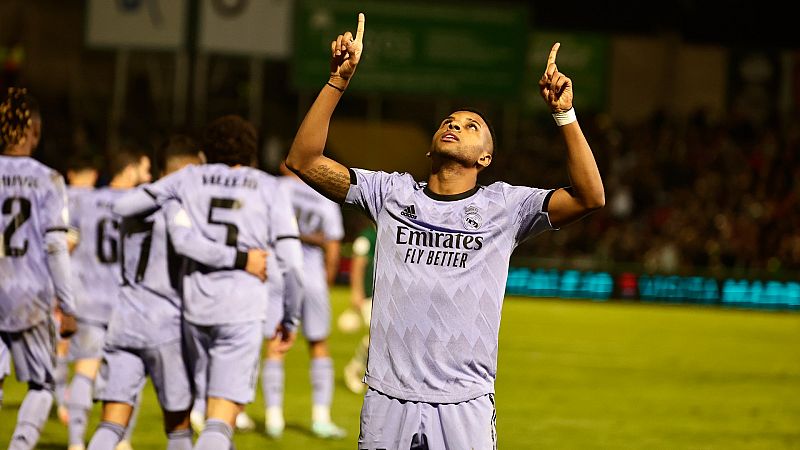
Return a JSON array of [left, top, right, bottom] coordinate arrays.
[[299, 164, 351, 203]]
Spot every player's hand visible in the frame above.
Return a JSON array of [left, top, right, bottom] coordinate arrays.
[[245, 248, 268, 282], [538, 42, 574, 112], [329, 13, 365, 89], [272, 324, 297, 354], [59, 311, 78, 338]]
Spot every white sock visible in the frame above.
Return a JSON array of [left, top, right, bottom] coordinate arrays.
[[312, 404, 331, 424], [266, 406, 284, 427]]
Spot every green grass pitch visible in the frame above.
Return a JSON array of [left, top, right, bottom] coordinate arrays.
[[2, 287, 799, 449]]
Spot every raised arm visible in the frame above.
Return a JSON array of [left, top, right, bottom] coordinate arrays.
[[285, 13, 365, 204], [538, 43, 605, 228]]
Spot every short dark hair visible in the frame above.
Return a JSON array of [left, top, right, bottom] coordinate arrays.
[[453, 107, 497, 153], [66, 150, 101, 172], [157, 133, 198, 171], [108, 146, 146, 178], [0, 87, 38, 150], [201, 115, 258, 166]]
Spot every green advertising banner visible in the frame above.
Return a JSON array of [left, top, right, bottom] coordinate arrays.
[[525, 31, 609, 113], [293, 0, 528, 98]]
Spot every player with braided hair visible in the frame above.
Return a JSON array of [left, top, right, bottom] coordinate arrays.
[[1, 87, 78, 449]]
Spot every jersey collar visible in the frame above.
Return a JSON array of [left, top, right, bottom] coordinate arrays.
[[422, 184, 480, 201]]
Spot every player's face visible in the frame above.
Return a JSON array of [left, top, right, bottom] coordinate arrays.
[[67, 168, 98, 188], [136, 156, 152, 185], [430, 111, 492, 169]]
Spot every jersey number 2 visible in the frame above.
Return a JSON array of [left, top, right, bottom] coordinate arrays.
[[0, 197, 31, 258], [1, 197, 32, 257]]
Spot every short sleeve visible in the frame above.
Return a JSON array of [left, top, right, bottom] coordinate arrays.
[[42, 172, 70, 232], [269, 182, 300, 242], [344, 169, 396, 221], [322, 202, 344, 241], [143, 164, 189, 203], [503, 184, 556, 245]]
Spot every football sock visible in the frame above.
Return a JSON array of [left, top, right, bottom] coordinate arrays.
[[166, 428, 193, 450], [8, 387, 53, 450], [67, 373, 94, 446], [87, 421, 125, 450], [194, 419, 232, 450], [311, 357, 333, 423], [263, 359, 284, 410]]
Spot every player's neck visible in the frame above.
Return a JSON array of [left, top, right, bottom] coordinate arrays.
[[2, 146, 31, 157], [427, 163, 478, 196], [109, 174, 133, 189]]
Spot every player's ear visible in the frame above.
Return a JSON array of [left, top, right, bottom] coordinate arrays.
[[198, 151, 207, 164], [476, 152, 492, 169]]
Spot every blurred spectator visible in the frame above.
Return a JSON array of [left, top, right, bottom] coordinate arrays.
[[489, 108, 800, 276]]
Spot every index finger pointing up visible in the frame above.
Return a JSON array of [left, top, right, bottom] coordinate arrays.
[[355, 13, 365, 43], [544, 42, 560, 76]]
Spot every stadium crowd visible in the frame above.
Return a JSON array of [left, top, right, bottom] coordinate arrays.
[[497, 109, 800, 276]]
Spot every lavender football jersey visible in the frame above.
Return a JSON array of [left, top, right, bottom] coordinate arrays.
[[281, 177, 343, 284], [114, 164, 300, 325], [69, 187, 129, 324], [345, 169, 555, 403], [105, 197, 243, 348], [0, 155, 75, 331]]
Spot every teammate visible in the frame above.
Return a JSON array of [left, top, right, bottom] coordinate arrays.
[[1, 87, 78, 449], [286, 14, 605, 449], [85, 134, 269, 450], [190, 174, 303, 436], [54, 154, 100, 425], [113, 115, 304, 450], [65, 147, 151, 450], [342, 222, 376, 395], [262, 162, 345, 439]]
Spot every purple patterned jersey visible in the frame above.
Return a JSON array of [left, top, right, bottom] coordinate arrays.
[[281, 177, 343, 284], [1, 155, 75, 331], [69, 187, 128, 324], [114, 164, 300, 325], [345, 169, 555, 403]]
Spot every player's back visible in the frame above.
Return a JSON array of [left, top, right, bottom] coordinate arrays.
[[70, 186, 128, 324], [0, 155, 69, 331], [106, 205, 182, 348], [282, 176, 343, 276], [155, 163, 286, 325]]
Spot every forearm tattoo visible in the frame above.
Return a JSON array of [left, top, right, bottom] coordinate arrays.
[[300, 164, 350, 203]]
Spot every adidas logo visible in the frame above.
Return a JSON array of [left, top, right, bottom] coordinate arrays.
[[400, 205, 417, 219]]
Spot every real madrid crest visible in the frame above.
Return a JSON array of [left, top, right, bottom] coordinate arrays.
[[463, 204, 482, 230]]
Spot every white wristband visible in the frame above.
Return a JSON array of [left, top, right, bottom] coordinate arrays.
[[552, 108, 576, 127]]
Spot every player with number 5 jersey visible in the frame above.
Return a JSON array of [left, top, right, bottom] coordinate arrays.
[[113, 115, 304, 450]]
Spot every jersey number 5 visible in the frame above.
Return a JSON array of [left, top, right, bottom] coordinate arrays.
[[208, 197, 240, 247]]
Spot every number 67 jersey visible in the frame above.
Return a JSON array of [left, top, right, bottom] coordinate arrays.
[[0, 155, 75, 331], [113, 163, 300, 326]]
